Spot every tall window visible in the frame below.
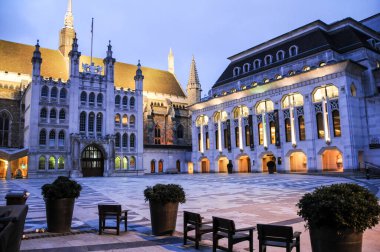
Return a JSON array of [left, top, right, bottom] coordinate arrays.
[[49, 130, 55, 147], [316, 113, 324, 139], [41, 85, 49, 98], [88, 112, 95, 133], [60, 88, 67, 100], [276, 50, 285, 61], [38, 156, 46, 170], [89, 92, 95, 106], [215, 130, 219, 150], [96, 113, 102, 134], [123, 157, 128, 169], [264, 55, 272, 65], [122, 114, 128, 126], [130, 97, 135, 109], [332, 110, 341, 137], [115, 156, 121, 169], [206, 132, 210, 150], [80, 91, 87, 105], [50, 109, 56, 121], [258, 123, 263, 145], [40, 108, 47, 120], [58, 156, 64, 169], [59, 109, 65, 121], [122, 96, 128, 108], [270, 121, 276, 144], [80, 112, 86, 132], [115, 114, 121, 126], [235, 127, 239, 147], [285, 118, 291, 142], [115, 133, 121, 147], [51, 87, 58, 100], [177, 124, 184, 139], [97, 93, 103, 107], [130, 115, 135, 127], [39, 129, 46, 145], [0, 112, 10, 147], [115, 95, 121, 106], [58, 130, 65, 147], [298, 116, 306, 141], [223, 128, 228, 149], [130, 134, 135, 148], [154, 125, 161, 144], [245, 125, 250, 146], [122, 133, 128, 148], [289, 45, 298, 57], [253, 59, 260, 69], [48, 156, 55, 169], [130, 156, 136, 169]]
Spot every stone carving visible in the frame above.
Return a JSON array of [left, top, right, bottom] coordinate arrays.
[[82, 63, 102, 74]]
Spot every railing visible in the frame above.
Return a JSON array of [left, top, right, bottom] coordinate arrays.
[[359, 162, 380, 179]]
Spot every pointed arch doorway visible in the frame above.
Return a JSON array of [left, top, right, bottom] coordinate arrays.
[[81, 145, 104, 177]]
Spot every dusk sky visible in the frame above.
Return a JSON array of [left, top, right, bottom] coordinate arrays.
[[0, 0, 379, 96]]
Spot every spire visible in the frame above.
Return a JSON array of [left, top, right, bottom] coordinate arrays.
[[107, 40, 112, 58], [187, 55, 200, 87], [134, 60, 144, 91], [168, 48, 175, 74], [135, 60, 143, 78], [186, 55, 202, 104], [103, 40, 116, 81], [64, 0, 74, 28], [31, 40, 42, 77]]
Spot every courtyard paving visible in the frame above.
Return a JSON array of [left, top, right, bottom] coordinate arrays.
[[1, 173, 380, 251]]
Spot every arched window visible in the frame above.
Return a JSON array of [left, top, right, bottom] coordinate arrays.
[[58, 130, 65, 147], [115, 156, 121, 169], [282, 93, 304, 109], [158, 159, 163, 172], [288, 70, 296, 76], [298, 116, 306, 141], [270, 121, 276, 144], [312, 85, 339, 102], [151, 160, 156, 173], [233, 67, 240, 77], [245, 125, 250, 146], [51, 87, 58, 100], [58, 156, 65, 169], [122, 114, 128, 126], [253, 59, 261, 69], [38, 156, 46, 170], [130, 97, 135, 109], [263, 78, 270, 83], [115, 95, 121, 106], [60, 88, 67, 100], [59, 109, 65, 121], [285, 118, 291, 142], [177, 124, 184, 139], [264, 55, 272, 65], [130, 156, 136, 169], [123, 157, 128, 169], [115, 114, 121, 125], [289, 45, 298, 57], [41, 85, 49, 98], [0, 111, 10, 147], [243, 63, 250, 73], [48, 156, 55, 169], [276, 50, 285, 61], [96, 113, 102, 134], [122, 96, 128, 108], [115, 133, 121, 147], [316, 113, 324, 139], [319, 61, 326, 67], [332, 110, 341, 137], [154, 125, 161, 144], [49, 130, 55, 147], [89, 92, 95, 106], [256, 100, 274, 114], [130, 134, 135, 148], [40, 108, 47, 120], [50, 109, 56, 121], [130, 115, 135, 127], [88, 112, 95, 133], [275, 74, 282, 80], [80, 91, 87, 105], [80, 112, 86, 133], [122, 133, 128, 148], [303, 66, 311, 72], [258, 122, 263, 145], [97, 93, 103, 107], [350, 84, 357, 97], [39, 129, 46, 145]]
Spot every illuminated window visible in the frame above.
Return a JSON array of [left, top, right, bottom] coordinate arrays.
[[270, 121, 276, 144], [115, 95, 120, 106], [123, 157, 128, 169], [198, 133, 201, 151], [241, 85, 247, 90], [252, 82, 258, 87], [303, 66, 310, 72], [285, 118, 291, 142], [130, 156, 136, 169], [130, 115, 135, 127], [263, 78, 269, 83], [206, 132, 210, 150], [115, 133, 121, 147], [39, 156, 46, 170], [122, 114, 128, 126], [115, 156, 121, 169], [319, 61, 326, 67], [275, 74, 282, 80], [245, 125, 250, 146], [316, 113, 324, 139], [256, 100, 274, 114], [115, 114, 121, 125], [230, 88, 237, 93], [313, 85, 339, 102], [48, 156, 55, 170], [350, 84, 357, 97], [288, 70, 295, 76], [58, 156, 64, 169], [298, 116, 306, 141], [223, 91, 227, 96], [258, 122, 263, 145], [282, 93, 304, 109], [332, 110, 341, 137], [233, 106, 249, 119]]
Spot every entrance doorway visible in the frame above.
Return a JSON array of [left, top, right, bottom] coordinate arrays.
[[158, 160, 164, 173], [322, 148, 343, 172], [218, 157, 228, 173], [238, 156, 251, 173], [262, 154, 276, 173], [290, 152, 307, 172], [81, 145, 104, 177], [176, 160, 181, 173], [200, 158, 210, 173], [151, 160, 156, 173]]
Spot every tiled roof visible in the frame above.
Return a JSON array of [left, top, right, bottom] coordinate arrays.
[[0, 40, 186, 97]]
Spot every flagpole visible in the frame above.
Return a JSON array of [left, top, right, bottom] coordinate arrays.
[[91, 17, 94, 65]]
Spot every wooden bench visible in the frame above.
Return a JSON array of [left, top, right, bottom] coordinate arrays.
[[183, 211, 213, 249], [257, 224, 301, 252], [212, 216, 255, 252], [98, 204, 128, 235]]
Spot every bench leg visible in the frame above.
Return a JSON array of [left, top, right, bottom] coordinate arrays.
[[98, 217, 102, 235], [212, 234, 217, 252]]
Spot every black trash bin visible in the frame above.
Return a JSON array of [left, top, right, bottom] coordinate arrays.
[[5, 190, 29, 205]]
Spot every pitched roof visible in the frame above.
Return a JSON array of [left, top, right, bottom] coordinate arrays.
[[0, 40, 186, 97]]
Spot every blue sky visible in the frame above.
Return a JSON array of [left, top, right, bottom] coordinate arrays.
[[0, 0, 378, 96]]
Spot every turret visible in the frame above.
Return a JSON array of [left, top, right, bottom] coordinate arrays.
[[186, 55, 202, 105], [103, 40, 116, 81], [68, 34, 81, 77], [134, 60, 144, 92], [59, 0, 75, 57], [168, 48, 175, 75], [31, 40, 42, 78]]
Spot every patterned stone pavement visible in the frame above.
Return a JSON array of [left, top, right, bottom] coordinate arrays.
[[1, 173, 379, 251]]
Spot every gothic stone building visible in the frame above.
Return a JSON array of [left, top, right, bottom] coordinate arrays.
[[189, 14, 380, 173], [0, 0, 201, 179]]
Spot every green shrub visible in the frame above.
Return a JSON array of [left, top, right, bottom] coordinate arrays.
[[41, 176, 82, 200], [144, 184, 186, 204], [297, 183, 380, 233]]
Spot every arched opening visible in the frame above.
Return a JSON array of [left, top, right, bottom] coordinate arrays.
[[176, 160, 181, 173], [81, 145, 104, 177], [238, 155, 251, 173], [289, 152, 307, 172], [218, 157, 228, 173], [158, 160, 164, 173], [200, 157, 210, 173], [151, 160, 156, 173], [321, 148, 343, 172], [262, 154, 276, 173]]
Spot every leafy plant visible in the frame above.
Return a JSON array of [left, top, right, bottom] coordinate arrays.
[[41, 176, 82, 200], [144, 184, 186, 204], [297, 183, 380, 233]]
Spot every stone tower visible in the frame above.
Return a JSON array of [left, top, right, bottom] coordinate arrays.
[[186, 56, 202, 105], [59, 0, 75, 57], [168, 48, 175, 75]]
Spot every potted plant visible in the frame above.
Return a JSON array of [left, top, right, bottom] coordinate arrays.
[[41, 176, 82, 233], [297, 183, 380, 252], [144, 184, 186, 235]]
